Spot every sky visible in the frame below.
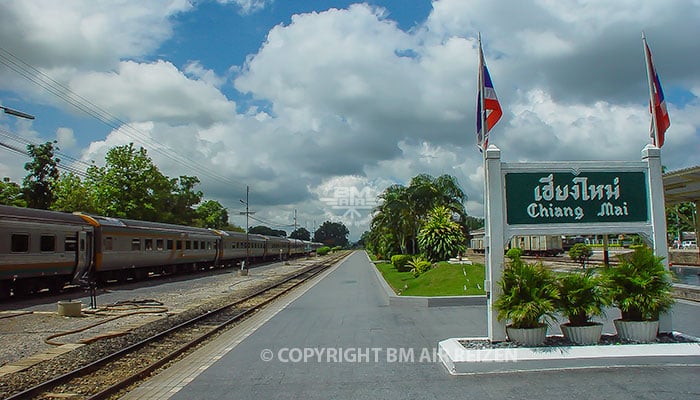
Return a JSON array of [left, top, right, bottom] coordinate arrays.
[[0, 0, 699, 241]]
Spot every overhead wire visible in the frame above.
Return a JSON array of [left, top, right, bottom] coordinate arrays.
[[0, 46, 248, 193]]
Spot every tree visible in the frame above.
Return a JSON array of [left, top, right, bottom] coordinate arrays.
[[290, 227, 311, 241], [195, 199, 229, 229], [249, 225, 287, 237], [51, 172, 97, 213], [313, 221, 349, 247], [569, 243, 593, 269], [0, 177, 27, 207], [164, 175, 203, 224], [86, 143, 172, 221], [22, 141, 60, 209], [417, 205, 466, 262]]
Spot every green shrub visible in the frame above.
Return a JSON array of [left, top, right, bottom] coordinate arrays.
[[391, 254, 412, 272], [332, 246, 343, 252], [408, 256, 432, 277], [568, 243, 593, 268], [316, 246, 331, 256], [556, 270, 610, 326]]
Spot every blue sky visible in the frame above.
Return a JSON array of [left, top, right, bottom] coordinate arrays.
[[1, 0, 699, 239]]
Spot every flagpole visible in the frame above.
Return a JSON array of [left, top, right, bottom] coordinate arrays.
[[478, 33, 487, 154], [642, 31, 660, 148]]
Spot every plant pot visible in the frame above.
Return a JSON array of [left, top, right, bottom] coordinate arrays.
[[560, 322, 603, 345], [614, 319, 659, 343], [506, 325, 547, 346]]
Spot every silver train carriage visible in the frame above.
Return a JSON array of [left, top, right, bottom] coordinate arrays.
[[1, 205, 324, 299]]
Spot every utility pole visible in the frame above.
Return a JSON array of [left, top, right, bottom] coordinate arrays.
[[239, 185, 255, 275], [293, 209, 297, 236]]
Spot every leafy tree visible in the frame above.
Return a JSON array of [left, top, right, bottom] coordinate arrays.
[[0, 177, 27, 207], [290, 227, 311, 241], [22, 141, 60, 209], [195, 199, 229, 229], [51, 172, 97, 213], [568, 243, 593, 269], [86, 143, 172, 221], [667, 202, 696, 242], [313, 221, 349, 247], [417, 205, 466, 262], [163, 175, 203, 224], [249, 225, 287, 237]]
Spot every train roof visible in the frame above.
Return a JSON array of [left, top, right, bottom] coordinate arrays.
[[0, 205, 90, 225], [75, 212, 219, 236]]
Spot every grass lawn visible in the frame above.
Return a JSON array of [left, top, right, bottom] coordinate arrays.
[[375, 261, 486, 296]]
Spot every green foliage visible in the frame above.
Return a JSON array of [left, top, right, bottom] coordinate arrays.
[[408, 256, 432, 277], [23, 141, 60, 209], [86, 143, 173, 221], [417, 205, 466, 262], [290, 227, 311, 241], [391, 254, 412, 272], [316, 246, 331, 256], [313, 221, 350, 247], [556, 270, 610, 326], [602, 246, 674, 321], [194, 200, 229, 229], [568, 243, 593, 267], [0, 177, 27, 207], [495, 257, 560, 329], [506, 247, 523, 262], [249, 225, 287, 237], [332, 246, 343, 252], [51, 172, 97, 213], [368, 174, 468, 256]]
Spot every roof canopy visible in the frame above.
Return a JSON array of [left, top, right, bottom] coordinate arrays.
[[663, 165, 700, 205]]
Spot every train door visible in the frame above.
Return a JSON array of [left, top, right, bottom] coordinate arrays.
[[72, 230, 93, 283]]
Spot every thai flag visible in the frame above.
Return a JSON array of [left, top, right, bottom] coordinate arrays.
[[476, 41, 503, 152], [644, 37, 670, 148]]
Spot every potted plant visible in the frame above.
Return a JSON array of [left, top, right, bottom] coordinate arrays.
[[603, 246, 674, 342], [556, 270, 610, 345], [495, 248, 560, 346]]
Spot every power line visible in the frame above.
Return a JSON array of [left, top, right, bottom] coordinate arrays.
[[0, 46, 247, 191]]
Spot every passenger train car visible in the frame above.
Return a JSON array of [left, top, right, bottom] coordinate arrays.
[[469, 228, 564, 256], [0, 205, 323, 299]]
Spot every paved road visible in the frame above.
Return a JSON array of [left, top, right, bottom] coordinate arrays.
[[167, 251, 700, 400]]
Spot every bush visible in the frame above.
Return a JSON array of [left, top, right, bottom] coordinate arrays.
[[602, 246, 674, 321], [555, 270, 609, 326], [408, 256, 432, 277], [332, 246, 343, 252], [391, 254, 412, 272], [316, 246, 331, 256], [568, 243, 593, 268]]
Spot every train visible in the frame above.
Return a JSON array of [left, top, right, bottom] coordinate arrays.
[[0, 205, 323, 299], [469, 228, 564, 257]]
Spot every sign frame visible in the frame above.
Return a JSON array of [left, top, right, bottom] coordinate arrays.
[[483, 145, 670, 342]]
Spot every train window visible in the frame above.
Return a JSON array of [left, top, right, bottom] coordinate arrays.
[[185, 241, 192, 250], [11, 234, 29, 253], [131, 239, 141, 251], [208, 242, 213, 250], [167, 239, 173, 250], [156, 239, 164, 250], [176, 240, 182, 250], [145, 239, 153, 251], [65, 236, 77, 252], [201, 241, 206, 249], [105, 237, 113, 251], [193, 241, 199, 250], [40, 235, 56, 252]]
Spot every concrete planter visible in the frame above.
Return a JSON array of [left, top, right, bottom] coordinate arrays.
[[614, 319, 659, 343], [561, 322, 603, 345], [506, 325, 547, 346]]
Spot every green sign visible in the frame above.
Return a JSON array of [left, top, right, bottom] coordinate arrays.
[[505, 171, 648, 224]]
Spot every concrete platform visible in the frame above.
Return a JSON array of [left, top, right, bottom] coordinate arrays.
[[121, 251, 700, 400]]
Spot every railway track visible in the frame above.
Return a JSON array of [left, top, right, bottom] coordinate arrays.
[[3, 251, 350, 400]]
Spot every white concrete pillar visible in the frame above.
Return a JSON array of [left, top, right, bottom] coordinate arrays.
[[485, 145, 506, 342]]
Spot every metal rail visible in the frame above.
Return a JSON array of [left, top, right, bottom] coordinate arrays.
[[5, 252, 350, 400]]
